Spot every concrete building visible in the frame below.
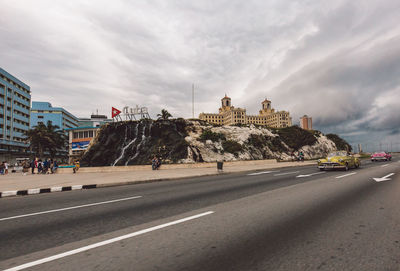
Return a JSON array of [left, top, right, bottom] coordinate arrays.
[[300, 115, 313, 130], [199, 95, 292, 128], [78, 114, 113, 128], [67, 126, 100, 162], [30, 102, 79, 130], [0, 68, 31, 162]]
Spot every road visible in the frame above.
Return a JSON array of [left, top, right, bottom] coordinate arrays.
[[0, 157, 399, 270]]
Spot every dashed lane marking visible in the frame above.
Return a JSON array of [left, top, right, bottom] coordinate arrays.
[[247, 171, 278, 176], [3, 211, 214, 271], [296, 172, 326, 178], [335, 172, 357, 179], [0, 196, 142, 222], [273, 171, 300, 176]]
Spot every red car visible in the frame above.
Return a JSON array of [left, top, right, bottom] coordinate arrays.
[[371, 152, 392, 162]]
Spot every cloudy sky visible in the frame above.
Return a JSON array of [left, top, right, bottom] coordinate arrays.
[[1, 0, 399, 151]]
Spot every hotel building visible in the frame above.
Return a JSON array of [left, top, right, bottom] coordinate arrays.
[[199, 95, 292, 128]]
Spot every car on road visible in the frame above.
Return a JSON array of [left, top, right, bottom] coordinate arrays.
[[371, 151, 392, 162], [318, 151, 361, 171]]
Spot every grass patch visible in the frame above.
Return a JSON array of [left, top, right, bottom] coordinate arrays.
[[222, 140, 243, 155], [200, 129, 226, 142], [326, 134, 352, 152], [277, 126, 317, 150]]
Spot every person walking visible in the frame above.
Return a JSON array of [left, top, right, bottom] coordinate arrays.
[[51, 160, 58, 174], [0, 162, 4, 175], [73, 160, 80, 173]]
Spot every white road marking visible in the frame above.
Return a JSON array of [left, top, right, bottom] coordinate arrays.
[[335, 172, 357, 179], [381, 164, 389, 167], [274, 171, 300, 176], [3, 211, 214, 271], [296, 172, 326, 178], [373, 173, 395, 182], [247, 171, 278, 176], [0, 196, 142, 222]]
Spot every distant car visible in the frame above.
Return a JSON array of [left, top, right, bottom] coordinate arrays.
[[318, 151, 361, 171], [371, 152, 392, 162]]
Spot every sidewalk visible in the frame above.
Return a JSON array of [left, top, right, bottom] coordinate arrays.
[[0, 160, 315, 197]]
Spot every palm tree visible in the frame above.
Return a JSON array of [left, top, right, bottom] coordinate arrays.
[[157, 109, 172, 120], [24, 121, 67, 158]]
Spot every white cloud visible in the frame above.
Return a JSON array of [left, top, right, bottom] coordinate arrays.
[[1, 0, 399, 149]]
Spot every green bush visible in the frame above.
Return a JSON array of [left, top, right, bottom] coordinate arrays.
[[200, 129, 226, 142], [326, 134, 352, 151], [247, 134, 266, 149], [277, 126, 317, 150], [222, 140, 243, 155]]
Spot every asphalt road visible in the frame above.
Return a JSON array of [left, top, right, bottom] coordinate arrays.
[[0, 156, 399, 270]]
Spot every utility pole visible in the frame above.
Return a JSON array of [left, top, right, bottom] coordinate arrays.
[[192, 83, 194, 119]]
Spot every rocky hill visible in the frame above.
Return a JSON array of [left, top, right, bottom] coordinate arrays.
[[80, 119, 347, 167]]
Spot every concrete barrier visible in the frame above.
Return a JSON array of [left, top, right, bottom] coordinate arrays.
[[56, 159, 278, 174]]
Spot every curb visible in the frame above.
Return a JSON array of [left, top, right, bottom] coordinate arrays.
[[0, 184, 97, 198], [0, 162, 317, 198]]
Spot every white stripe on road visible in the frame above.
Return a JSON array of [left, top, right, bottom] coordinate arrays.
[[296, 172, 326, 178], [247, 171, 277, 176], [273, 171, 300, 176], [3, 211, 214, 271], [335, 172, 357, 179], [381, 164, 389, 167], [0, 196, 142, 222]]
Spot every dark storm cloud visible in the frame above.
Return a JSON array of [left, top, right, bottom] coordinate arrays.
[[1, 0, 399, 149]]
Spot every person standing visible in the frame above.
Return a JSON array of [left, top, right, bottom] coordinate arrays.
[[38, 159, 43, 174], [4, 161, 8, 175]]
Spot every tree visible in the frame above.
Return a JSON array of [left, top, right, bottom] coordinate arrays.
[[24, 121, 67, 158], [157, 109, 172, 120]]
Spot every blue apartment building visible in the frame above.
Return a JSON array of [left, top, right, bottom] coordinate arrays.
[[0, 68, 31, 161], [30, 102, 79, 131]]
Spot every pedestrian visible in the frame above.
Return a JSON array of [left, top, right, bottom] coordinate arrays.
[[51, 160, 58, 174], [22, 160, 29, 175], [0, 162, 4, 175], [38, 159, 43, 174], [152, 156, 158, 170], [4, 161, 8, 175], [73, 160, 80, 173]]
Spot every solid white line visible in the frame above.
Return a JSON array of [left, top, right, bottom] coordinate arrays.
[[0, 196, 142, 222], [4, 211, 214, 271], [381, 164, 389, 167], [335, 172, 357, 179], [274, 171, 300, 176]]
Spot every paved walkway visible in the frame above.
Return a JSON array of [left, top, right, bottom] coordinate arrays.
[[0, 161, 315, 194]]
